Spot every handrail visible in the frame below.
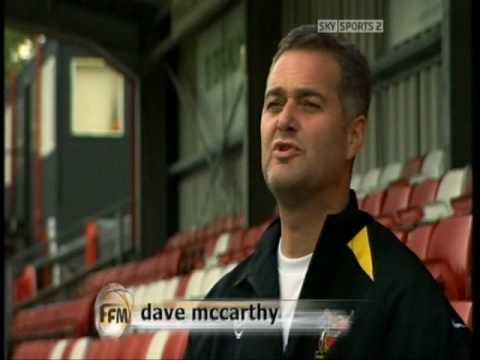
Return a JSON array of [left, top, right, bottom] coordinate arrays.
[[14, 253, 124, 311], [12, 198, 132, 266]]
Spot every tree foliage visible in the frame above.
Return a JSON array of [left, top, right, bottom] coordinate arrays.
[[5, 27, 36, 78]]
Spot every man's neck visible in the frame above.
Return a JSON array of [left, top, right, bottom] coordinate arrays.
[[277, 187, 350, 258]]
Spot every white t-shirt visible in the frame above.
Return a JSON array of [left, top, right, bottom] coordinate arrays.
[[277, 238, 313, 350]]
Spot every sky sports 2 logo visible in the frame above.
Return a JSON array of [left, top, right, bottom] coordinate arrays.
[[317, 19, 384, 33], [95, 283, 133, 337]]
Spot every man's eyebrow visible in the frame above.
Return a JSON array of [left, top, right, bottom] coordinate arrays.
[[264, 87, 286, 99], [292, 88, 326, 102], [264, 87, 327, 102]]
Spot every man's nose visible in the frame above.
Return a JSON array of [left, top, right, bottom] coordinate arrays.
[[276, 100, 298, 132]]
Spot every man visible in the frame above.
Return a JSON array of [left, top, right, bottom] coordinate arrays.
[[185, 25, 471, 360]]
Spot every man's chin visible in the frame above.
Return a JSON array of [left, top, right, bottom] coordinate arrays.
[[266, 175, 305, 194]]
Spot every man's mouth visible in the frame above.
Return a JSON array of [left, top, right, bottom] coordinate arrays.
[[272, 141, 302, 159]]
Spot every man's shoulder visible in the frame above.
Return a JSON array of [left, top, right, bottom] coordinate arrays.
[[364, 220, 435, 285]]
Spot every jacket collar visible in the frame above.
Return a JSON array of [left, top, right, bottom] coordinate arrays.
[[234, 190, 373, 298]]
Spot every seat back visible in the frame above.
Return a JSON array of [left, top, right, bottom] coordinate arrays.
[[162, 331, 190, 360], [406, 224, 434, 261], [13, 340, 58, 360], [401, 157, 423, 179], [426, 215, 472, 298], [378, 162, 403, 189], [436, 168, 469, 203], [409, 179, 439, 208], [421, 149, 445, 179], [15, 264, 37, 304], [360, 191, 385, 217], [359, 168, 382, 194], [381, 181, 412, 215]]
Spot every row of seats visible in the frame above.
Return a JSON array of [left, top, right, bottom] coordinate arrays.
[[11, 202, 473, 358], [13, 331, 190, 360], [393, 215, 472, 300], [10, 216, 267, 342], [13, 298, 472, 360], [12, 295, 95, 339], [360, 165, 472, 227], [352, 149, 446, 198]]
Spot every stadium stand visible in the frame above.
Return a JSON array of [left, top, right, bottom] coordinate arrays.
[[10, 161, 473, 358]]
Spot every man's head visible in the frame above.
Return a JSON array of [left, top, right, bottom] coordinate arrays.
[[261, 25, 372, 203]]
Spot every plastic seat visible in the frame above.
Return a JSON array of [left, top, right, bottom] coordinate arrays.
[[184, 269, 207, 300], [424, 215, 472, 299], [405, 224, 434, 261], [376, 182, 412, 228], [145, 280, 167, 304], [162, 331, 190, 360], [378, 162, 403, 190], [422, 168, 469, 222], [12, 296, 95, 339], [410, 149, 445, 184], [396, 179, 440, 228], [62, 337, 91, 359], [15, 264, 37, 304], [219, 230, 246, 266], [451, 169, 472, 216], [400, 156, 423, 180], [13, 340, 59, 360], [163, 277, 180, 301], [213, 233, 231, 256], [143, 331, 169, 360], [452, 195, 472, 216], [450, 301, 472, 330], [360, 191, 385, 217], [49, 339, 70, 359], [114, 333, 154, 360]]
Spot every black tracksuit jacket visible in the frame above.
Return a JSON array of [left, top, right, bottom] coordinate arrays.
[[185, 192, 472, 360]]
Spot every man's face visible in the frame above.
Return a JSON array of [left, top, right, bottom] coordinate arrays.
[[261, 50, 355, 198]]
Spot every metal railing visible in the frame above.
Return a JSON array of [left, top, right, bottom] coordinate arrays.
[[11, 198, 134, 307]]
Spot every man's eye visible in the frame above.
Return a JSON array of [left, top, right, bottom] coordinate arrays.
[[265, 102, 282, 112], [301, 102, 321, 110]]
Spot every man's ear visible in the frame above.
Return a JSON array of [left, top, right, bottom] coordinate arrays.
[[346, 115, 367, 161]]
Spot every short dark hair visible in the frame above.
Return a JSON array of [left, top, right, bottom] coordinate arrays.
[[271, 25, 372, 121]]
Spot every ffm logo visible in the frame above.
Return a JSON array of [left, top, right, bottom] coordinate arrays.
[[95, 283, 133, 337]]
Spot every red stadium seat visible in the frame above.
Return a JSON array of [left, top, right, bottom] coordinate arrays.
[[376, 182, 412, 228], [12, 295, 95, 340], [405, 224, 434, 261], [85, 222, 99, 267], [15, 264, 37, 304], [424, 215, 472, 299], [219, 230, 246, 266], [360, 191, 385, 217], [162, 331, 190, 360], [450, 301, 473, 330], [451, 194, 472, 216], [392, 229, 407, 243], [13, 340, 59, 360], [116, 333, 155, 360], [396, 179, 439, 227], [175, 274, 191, 299], [62, 337, 91, 359], [400, 156, 423, 180]]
